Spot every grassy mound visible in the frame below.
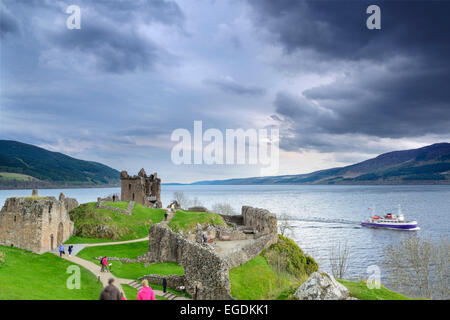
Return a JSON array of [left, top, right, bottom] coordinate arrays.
[[67, 202, 165, 243], [0, 245, 102, 300], [339, 280, 418, 300], [168, 209, 227, 233], [229, 235, 318, 300], [77, 241, 184, 280], [102, 201, 129, 210]]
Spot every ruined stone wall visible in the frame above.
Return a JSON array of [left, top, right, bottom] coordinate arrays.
[[242, 206, 278, 236], [0, 194, 76, 254], [140, 224, 233, 300], [224, 233, 278, 269], [139, 275, 185, 291]]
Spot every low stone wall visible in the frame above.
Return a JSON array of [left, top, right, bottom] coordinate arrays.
[[138, 274, 185, 291], [96, 199, 134, 215], [223, 233, 278, 269], [242, 206, 278, 236], [139, 224, 233, 300], [220, 214, 244, 228]]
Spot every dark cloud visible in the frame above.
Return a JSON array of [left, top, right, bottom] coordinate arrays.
[[50, 21, 161, 73], [246, 0, 450, 152], [204, 76, 266, 96], [246, 0, 450, 62], [0, 6, 20, 37]]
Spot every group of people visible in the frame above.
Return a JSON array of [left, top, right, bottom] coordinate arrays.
[[99, 278, 156, 300], [58, 244, 74, 257]]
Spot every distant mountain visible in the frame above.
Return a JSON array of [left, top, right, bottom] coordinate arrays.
[[0, 140, 120, 189], [193, 143, 450, 185]]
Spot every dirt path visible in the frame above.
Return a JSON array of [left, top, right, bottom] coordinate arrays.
[[55, 208, 189, 300]]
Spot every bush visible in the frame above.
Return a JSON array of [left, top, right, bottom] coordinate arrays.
[[263, 235, 318, 278]]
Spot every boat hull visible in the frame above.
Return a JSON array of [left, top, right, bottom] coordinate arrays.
[[361, 222, 419, 230]]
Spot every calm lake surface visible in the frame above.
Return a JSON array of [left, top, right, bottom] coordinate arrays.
[[1, 185, 449, 285]]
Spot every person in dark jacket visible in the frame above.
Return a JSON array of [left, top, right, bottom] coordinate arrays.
[[68, 245, 74, 257], [162, 278, 167, 293], [99, 278, 121, 300]]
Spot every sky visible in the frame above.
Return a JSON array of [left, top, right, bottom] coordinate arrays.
[[1, 0, 449, 183]]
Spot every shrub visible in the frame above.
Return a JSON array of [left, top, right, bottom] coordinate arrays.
[[263, 234, 318, 278]]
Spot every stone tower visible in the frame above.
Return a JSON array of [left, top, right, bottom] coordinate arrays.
[[120, 169, 162, 208]]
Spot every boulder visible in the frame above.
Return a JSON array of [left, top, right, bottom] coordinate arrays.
[[188, 206, 208, 212], [294, 272, 351, 300]]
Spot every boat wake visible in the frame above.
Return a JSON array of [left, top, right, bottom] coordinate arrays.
[[287, 217, 360, 226]]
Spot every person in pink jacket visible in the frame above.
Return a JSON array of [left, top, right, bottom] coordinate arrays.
[[137, 280, 156, 300]]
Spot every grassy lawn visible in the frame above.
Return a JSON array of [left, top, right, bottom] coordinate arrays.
[[339, 280, 418, 300], [121, 284, 168, 300], [0, 245, 103, 300], [230, 255, 300, 300], [77, 241, 150, 259], [67, 202, 165, 243], [102, 201, 129, 210], [230, 235, 317, 300], [77, 241, 184, 280], [168, 209, 227, 233]]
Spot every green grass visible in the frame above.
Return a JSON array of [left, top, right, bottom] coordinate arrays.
[[230, 235, 317, 300], [67, 202, 165, 243], [229, 255, 299, 300], [168, 209, 227, 233], [77, 242, 184, 280], [121, 284, 167, 300], [0, 172, 36, 181], [339, 280, 418, 300], [102, 201, 129, 210], [77, 241, 149, 259], [0, 245, 103, 300]]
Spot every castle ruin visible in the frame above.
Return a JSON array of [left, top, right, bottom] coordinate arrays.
[[120, 169, 162, 208], [0, 191, 78, 254]]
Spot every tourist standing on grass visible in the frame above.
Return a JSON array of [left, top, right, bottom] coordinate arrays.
[[99, 278, 121, 300], [68, 245, 73, 257], [137, 280, 155, 300], [58, 244, 65, 257]]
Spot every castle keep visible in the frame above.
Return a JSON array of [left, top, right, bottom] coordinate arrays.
[[0, 191, 78, 254], [120, 169, 162, 208]]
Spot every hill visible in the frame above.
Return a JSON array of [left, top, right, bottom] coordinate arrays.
[[193, 143, 450, 185], [0, 140, 120, 189]]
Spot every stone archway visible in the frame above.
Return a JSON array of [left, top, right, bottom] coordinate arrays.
[[57, 222, 64, 245]]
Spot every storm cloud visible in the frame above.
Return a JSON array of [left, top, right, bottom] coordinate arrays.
[[245, 0, 450, 152]]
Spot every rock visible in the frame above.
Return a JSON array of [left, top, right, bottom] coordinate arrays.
[[294, 272, 351, 300], [188, 206, 208, 212]]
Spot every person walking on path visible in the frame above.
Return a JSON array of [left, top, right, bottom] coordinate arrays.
[[58, 244, 65, 257], [68, 245, 73, 257], [99, 278, 121, 300], [137, 280, 155, 300], [162, 278, 167, 293], [101, 256, 109, 272]]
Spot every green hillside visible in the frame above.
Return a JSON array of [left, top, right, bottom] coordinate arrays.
[[193, 143, 450, 185], [0, 140, 120, 189]]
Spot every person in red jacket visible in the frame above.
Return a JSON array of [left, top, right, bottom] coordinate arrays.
[[137, 280, 156, 300]]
